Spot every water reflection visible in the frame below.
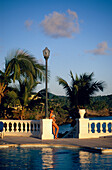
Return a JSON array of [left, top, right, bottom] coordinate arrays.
[[0, 147, 112, 169], [41, 147, 79, 169], [41, 147, 54, 169], [79, 151, 91, 164]]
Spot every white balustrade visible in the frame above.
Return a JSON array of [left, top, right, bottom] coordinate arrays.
[[2, 118, 111, 139], [77, 118, 112, 139], [1, 119, 54, 140]]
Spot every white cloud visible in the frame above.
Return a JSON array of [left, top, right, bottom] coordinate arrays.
[[40, 9, 79, 38], [24, 20, 33, 30], [67, 9, 78, 19], [86, 41, 112, 55]]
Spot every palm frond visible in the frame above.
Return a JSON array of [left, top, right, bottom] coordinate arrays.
[[35, 63, 46, 82], [70, 70, 74, 82], [57, 76, 71, 97], [5, 49, 46, 84], [75, 74, 79, 81]]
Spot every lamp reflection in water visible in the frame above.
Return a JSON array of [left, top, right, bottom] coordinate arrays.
[[79, 151, 91, 169], [41, 148, 54, 169], [79, 151, 100, 169], [79, 151, 91, 164]]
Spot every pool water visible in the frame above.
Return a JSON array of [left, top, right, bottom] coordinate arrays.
[[0, 147, 112, 169]]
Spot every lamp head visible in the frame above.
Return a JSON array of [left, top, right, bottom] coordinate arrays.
[[43, 47, 50, 59]]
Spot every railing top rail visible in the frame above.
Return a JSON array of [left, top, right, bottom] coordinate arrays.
[[0, 120, 40, 123], [88, 119, 112, 123]]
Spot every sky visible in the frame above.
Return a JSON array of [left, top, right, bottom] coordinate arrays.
[[0, 0, 112, 96]]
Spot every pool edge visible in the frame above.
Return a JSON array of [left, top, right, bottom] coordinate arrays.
[[0, 143, 112, 153]]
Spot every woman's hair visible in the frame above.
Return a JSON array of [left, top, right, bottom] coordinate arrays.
[[50, 108, 54, 111]]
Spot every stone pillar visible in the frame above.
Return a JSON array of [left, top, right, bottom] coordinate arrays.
[[78, 118, 89, 138], [40, 119, 54, 140]]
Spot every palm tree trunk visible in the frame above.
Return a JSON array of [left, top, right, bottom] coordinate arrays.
[[20, 107, 25, 120], [0, 95, 1, 104]]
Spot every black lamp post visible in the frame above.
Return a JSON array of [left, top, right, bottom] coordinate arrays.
[[43, 47, 50, 118]]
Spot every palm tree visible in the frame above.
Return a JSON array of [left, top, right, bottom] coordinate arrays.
[[0, 49, 45, 105], [11, 79, 40, 119], [5, 49, 45, 84], [57, 71, 105, 119], [0, 70, 11, 104]]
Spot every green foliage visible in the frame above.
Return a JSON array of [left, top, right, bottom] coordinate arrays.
[[29, 114, 36, 120], [0, 69, 11, 104], [88, 95, 112, 111], [0, 49, 46, 119], [57, 71, 105, 119], [5, 90, 20, 107]]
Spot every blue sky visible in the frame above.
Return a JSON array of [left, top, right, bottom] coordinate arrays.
[[0, 0, 112, 96]]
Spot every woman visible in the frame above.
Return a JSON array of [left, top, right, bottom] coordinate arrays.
[[49, 108, 59, 139]]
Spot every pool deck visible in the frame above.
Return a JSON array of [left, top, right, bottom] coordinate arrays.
[[0, 136, 112, 153]]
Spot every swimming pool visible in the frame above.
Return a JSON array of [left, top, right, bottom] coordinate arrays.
[[0, 147, 112, 169]]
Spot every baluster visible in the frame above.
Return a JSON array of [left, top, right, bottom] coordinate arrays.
[[21, 122, 23, 132], [38, 123, 40, 132], [16, 123, 19, 132], [12, 122, 14, 132], [3, 122, 7, 132], [95, 122, 97, 133], [27, 123, 29, 132], [33, 123, 35, 132], [100, 122, 102, 133], [23, 122, 25, 132], [88, 123, 91, 133], [88, 123, 89, 133], [111, 123, 112, 132], [7, 122, 9, 132], [101, 122, 104, 133], [36, 123, 38, 132], [29, 122, 31, 132], [25, 123, 27, 132], [106, 122, 108, 133], [97, 123, 100, 133]]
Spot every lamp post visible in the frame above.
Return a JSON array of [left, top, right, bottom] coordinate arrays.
[[43, 47, 50, 118]]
